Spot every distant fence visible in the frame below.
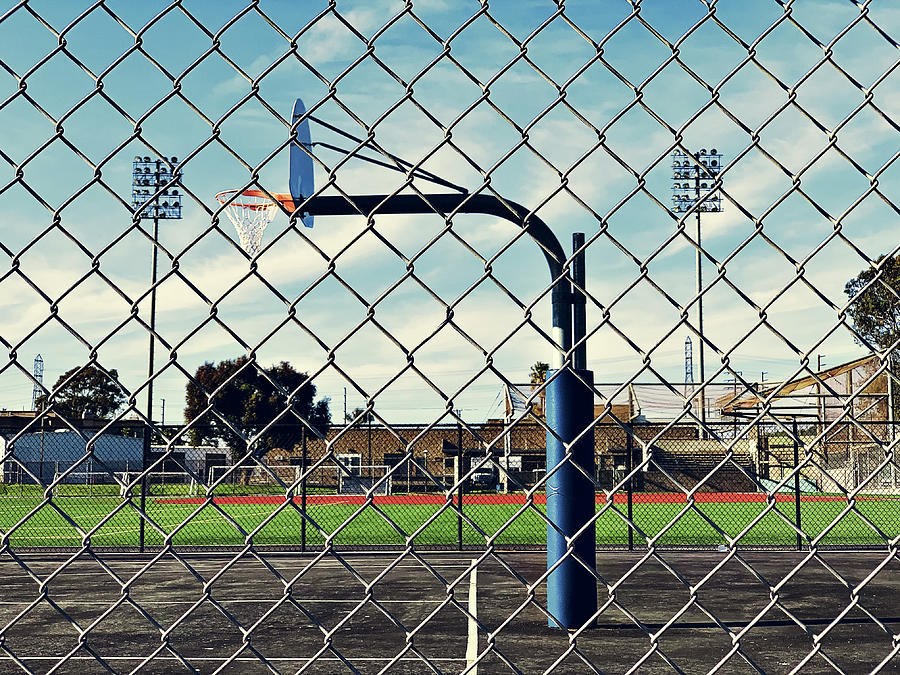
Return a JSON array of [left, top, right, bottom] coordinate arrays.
[[1, 420, 896, 551]]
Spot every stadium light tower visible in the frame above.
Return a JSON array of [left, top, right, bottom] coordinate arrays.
[[133, 155, 181, 553], [671, 148, 723, 430], [132, 155, 182, 424]]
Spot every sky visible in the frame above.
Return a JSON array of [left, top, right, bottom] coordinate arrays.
[[0, 0, 898, 426]]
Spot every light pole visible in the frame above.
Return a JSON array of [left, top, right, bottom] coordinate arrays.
[[132, 155, 182, 551], [672, 148, 723, 433], [132, 156, 183, 424]]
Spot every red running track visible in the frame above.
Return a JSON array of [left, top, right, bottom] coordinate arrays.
[[156, 492, 872, 506]]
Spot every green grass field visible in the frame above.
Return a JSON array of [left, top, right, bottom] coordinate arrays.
[[0, 491, 897, 549]]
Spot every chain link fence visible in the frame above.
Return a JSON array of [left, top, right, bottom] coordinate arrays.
[[0, 0, 899, 672]]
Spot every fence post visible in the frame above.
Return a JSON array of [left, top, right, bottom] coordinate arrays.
[[793, 417, 802, 551], [301, 427, 307, 553], [139, 425, 149, 553], [626, 423, 634, 551], [457, 419, 464, 552]]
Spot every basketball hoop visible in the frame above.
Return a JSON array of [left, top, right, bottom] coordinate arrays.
[[215, 189, 295, 256]]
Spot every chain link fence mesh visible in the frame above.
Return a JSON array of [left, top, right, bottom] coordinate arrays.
[[0, 0, 898, 672]]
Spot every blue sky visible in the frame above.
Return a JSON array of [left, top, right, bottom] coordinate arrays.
[[0, 0, 898, 425]]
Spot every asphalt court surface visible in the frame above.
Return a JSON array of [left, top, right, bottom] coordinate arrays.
[[0, 551, 897, 673]]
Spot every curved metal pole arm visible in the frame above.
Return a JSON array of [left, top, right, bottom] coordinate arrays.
[[302, 192, 589, 629], [304, 193, 571, 367]]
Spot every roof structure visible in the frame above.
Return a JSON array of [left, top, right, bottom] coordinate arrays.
[[716, 354, 889, 421]]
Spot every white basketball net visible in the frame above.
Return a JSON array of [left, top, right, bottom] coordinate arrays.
[[216, 190, 280, 256]]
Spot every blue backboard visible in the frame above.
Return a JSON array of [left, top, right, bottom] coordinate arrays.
[[289, 98, 314, 228]]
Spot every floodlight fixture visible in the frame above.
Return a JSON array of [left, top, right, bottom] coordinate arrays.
[[670, 148, 723, 215], [132, 156, 183, 220]]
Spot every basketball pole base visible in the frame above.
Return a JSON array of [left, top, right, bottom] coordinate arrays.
[[545, 368, 597, 629]]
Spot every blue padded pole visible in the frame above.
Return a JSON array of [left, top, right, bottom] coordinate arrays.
[[546, 367, 596, 629]]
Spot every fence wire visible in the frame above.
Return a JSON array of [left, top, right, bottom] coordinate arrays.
[[0, 0, 898, 672]]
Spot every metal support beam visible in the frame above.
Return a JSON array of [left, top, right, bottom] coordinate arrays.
[[302, 194, 571, 366], [572, 233, 586, 371]]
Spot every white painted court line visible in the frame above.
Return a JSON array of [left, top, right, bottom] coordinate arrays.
[[465, 558, 478, 674]]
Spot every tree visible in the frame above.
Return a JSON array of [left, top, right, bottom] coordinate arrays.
[[184, 357, 330, 455], [35, 364, 126, 420], [527, 361, 550, 417], [844, 255, 900, 350], [345, 406, 374, 424], [529, 361, 549, 385]]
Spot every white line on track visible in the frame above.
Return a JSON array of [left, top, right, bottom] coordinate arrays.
[[465, 558, 478, 674]]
